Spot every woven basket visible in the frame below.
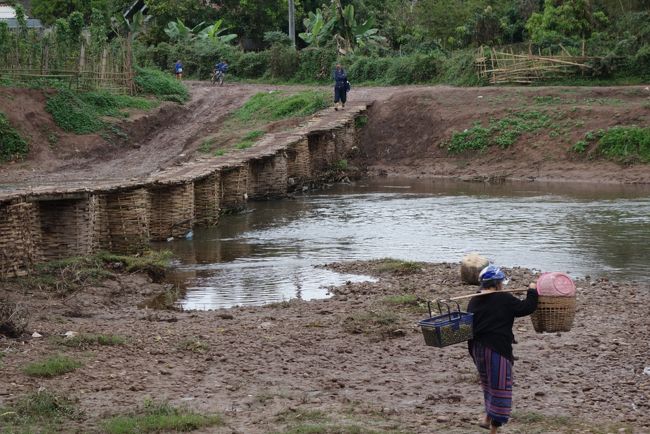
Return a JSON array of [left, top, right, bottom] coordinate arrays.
[[530, 295, 576, 333]]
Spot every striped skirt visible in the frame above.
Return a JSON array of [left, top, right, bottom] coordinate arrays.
[[470, 341, 513, 426]]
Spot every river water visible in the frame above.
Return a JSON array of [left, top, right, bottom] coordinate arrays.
[[158, 178, 650, 310]]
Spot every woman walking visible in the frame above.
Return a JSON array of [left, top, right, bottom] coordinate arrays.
[[467, 265, 538, 433], [332, 63, 348, 111]]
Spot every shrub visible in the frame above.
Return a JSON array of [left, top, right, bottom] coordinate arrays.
[[234, 51, 269, 78], [597, 126, 650, 163], [0, 112, 28, 161], [295, 46, 338, 82], [134, 67, 189, 102], [268, 44, 299, 80]]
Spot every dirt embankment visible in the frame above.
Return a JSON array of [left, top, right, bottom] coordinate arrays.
[[358, 86, 650, 184], [1, 261, 648, 433]]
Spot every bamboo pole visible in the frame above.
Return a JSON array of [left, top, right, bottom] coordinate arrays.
[[447, 287, 529, 301]]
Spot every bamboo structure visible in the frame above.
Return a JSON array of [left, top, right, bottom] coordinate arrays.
[[247, 153, 289, 200], [286, 138, 312, 187], [102, 188, 150, 254], [475, 47, 600, 84], [308, 131, 337, 175], [220, 164, 249, 211], [194, 171, 222, 226], [0, 201, 39, 277], [149, 183, 195, 241]]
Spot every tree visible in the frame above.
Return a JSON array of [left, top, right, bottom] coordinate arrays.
[[31, 0, 132, 25], [526, 0, 609, 45]]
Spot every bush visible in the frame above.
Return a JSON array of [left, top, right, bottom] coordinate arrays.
[[268, 44, 299, 80], [634, 44, 650, 77], [234, 51, 269, 78], [0, 112, 28, 161], [134, 67, 189, 102], [597, 126, 650, 163], [439, 49, 485, 86], [295, 46, 338, 82]]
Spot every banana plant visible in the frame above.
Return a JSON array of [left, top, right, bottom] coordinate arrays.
[[164, 19, 205, 42], [299, 9, 336, 47], [197, 19, 237, 43]]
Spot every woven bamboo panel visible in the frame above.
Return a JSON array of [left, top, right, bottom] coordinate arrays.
[[530, 296, 576, 333], [36, 197, 98, 261], [149, 183, 195, 241], [194, 172, 222, 227], [0, 201, 39, 277], [93, 194, 110, 250], [286, 138, 311, 182], [334, 122, 357, 157], [248, 153, 288, 200], [104, 188, 150, 254], [308, 131, 337, 174], [220, 164, 249, 211]]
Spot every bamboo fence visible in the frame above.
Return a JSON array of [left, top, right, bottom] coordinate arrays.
[[475, 47, 601, 84]]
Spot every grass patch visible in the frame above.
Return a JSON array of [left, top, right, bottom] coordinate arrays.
[[382, 294, 419, 305], [23, 355, 82, 378], [355, 115, 368, 128], [56, 333, 126, 348], [234, 129, 265, 150], [234, 90, 329, 122], [46, 89, 157, 134], [447, 110, 552, 153], [134, 67, 189, 102], [342, 309, 403, 339], [179, 338, 209, 354], [597, 126, 650, 163], [0, 112, 29, 161], [198, 138, 214, 153], [375, 258, 423, 275], [214, 148, 226, 156], [18, 251, 173, 295], [101, 401, 222, 434], [0, 390, 80, 431]]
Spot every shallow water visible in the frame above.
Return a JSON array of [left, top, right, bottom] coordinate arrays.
[[157, 178, 650, 310]]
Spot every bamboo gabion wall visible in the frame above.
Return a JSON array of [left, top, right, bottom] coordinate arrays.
[[335, 122, 358, 156], [220, 164, 249, 211], [247, 153, 289, 200], [149, 183, 195, 241], [308, 131, 338, 175], [36, 196, 100, 261], [103, 188, 150, 254], [194, 172, 222, 227], [0, 201, 39, 277], [286, 138, 311, 186]]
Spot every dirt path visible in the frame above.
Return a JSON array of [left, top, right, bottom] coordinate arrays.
[[1, 261, 649, 433]]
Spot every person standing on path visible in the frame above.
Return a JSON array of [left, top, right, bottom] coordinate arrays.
[[332, 63, 348, 111], [467, 264, 538, 434], [174, 60, 184, 80]]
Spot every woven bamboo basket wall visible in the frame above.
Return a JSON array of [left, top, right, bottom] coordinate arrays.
[[334, 122, 357, 157], [530, 296, 576, 333], [194, 171, 222, 227], [35, 197, 99, 261], [104, 188, 150, 254], [149, 183, 195, 241], [286, 138, 311, 182], [308, 132, 337, 175], [248, 153, 288, 200], [220, 164, 249, 211], [0, 201, 39, 277], [93, 194, 111, 250]]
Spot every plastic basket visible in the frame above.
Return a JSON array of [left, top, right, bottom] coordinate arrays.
[[418, 300, 474, 348]]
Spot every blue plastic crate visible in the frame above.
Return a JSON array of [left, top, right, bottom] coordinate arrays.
[[419, 301, 474, 348]]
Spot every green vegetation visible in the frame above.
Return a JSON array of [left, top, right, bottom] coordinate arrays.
[[0, 112, 28, 161], [23, 355, 82, 378], [342, 308, 403, 339], [0, 390, 80, 432], [56, 333, 126, 348], [45, 89, 157, 134], [572, 126, 650, 163], [355, 115, 368, 128], [17, 251, 173, 295], [375, 258, 423, 274], [334, 159, 349, 171], [447, 111, 552, 153], [382, 294, 419, 306], [179, 338, 209, 354], [134, 67, 190, 102], [101, 401, 222, 434], [214, 149, 226, 156], [235, 129, 265, 150], [199, 139, 214, 153], [234, 91, 330, 122]]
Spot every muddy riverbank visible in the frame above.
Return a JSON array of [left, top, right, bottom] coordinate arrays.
[[1, 259, 648, 433]]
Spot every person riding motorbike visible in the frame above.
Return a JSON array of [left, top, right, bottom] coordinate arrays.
[[212, 60, 228, 85]]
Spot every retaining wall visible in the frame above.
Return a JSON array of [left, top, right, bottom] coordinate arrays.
[[0, 107, 366, 277]]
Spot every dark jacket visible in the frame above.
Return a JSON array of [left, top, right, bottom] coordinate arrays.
[[467, 289, 538, 362], [333, 69, 347, 89]]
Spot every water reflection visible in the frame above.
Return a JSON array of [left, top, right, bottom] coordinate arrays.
[[156, 178, 650, 310]]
